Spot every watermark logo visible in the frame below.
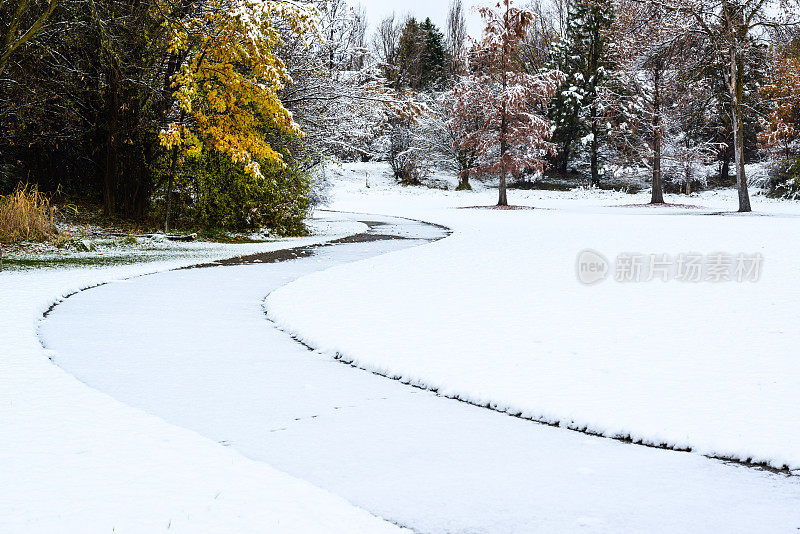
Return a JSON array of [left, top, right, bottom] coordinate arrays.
[[576, 249, 610, 285], [576, 251, 763, 284]]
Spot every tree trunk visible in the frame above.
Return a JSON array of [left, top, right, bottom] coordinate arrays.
[[165, 146, 178, 232], [103, 137, 117, 215], [560, 140, 570, 175], [590, 109, 599, 187], [121, 96, 149, 219], [589, 101, 600, 187], [651, 128, 663, 203], [650, 67, 664, 204], [588, 22, 600, 188], [685, 139, 692, 195], [498, 105, 508, 205], [103, 65, 119, 216], [164, 110, 185, 232], [720, 151, 730, 183], [329, 26, 335, 71], [498, 36, 508, 207], [498, 170, 508, 206], [729, 44, 751, 212], [457, 169, 472, 190]]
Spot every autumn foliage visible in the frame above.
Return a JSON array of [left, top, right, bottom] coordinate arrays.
[[449, 71, 561, 179], [759, 40, 800, 157], [161, 0, 316, 180], [449, 0, 562, 205]]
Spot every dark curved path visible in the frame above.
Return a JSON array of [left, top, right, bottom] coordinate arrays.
[[39, 212, 800, 533]]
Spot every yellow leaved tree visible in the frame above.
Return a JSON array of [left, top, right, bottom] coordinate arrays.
[[160, 0, 317, 230]]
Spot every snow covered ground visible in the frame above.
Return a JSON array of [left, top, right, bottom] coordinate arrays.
[[38, 209, 800, 532], [12, 162, 800, 532], [1, 215, 404, 533], [268, 162, 800, 471]]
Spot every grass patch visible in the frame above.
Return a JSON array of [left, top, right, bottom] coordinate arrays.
[[0, 185, 61, 244], [196, 228, 270, 243], [2, 254, 148, 271]]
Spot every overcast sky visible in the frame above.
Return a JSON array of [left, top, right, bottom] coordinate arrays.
[[357, 0, 485, 39]]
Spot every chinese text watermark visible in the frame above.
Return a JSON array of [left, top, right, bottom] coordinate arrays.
[[576, 250, 762, 285]]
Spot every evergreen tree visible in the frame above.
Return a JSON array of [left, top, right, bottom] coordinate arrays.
[[420, 18, 447, 90], [548, 0, 617, 185], [396, 18, 424, 89], [393, 17, 447, 91]]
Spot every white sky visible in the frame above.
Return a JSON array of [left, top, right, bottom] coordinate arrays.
[[356, 0, 485, 39]]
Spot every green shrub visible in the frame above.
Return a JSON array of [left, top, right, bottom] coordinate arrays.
[[181, 152, 311, 236]]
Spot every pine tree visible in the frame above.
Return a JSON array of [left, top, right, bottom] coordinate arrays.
[[548, 0, 617, 185], [420, 18, 446, 90], [396, 18, 424, 89], [394, 17, 447, 91]]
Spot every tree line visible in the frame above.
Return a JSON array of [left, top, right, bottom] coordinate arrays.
[[1, 0, 320, 233], [2, 0, 800, 229], [365, 0, 799, 210]]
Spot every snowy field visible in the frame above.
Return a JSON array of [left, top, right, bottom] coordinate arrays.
[[7, 162, 800, 532], [37, 209, 800, 532], [0, 215, 404, 533], [268, 162, 800, 471]]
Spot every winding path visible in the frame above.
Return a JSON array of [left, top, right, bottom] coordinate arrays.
[[39, 212, 800, 533]]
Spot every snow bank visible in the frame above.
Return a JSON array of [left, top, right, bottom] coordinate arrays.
[[266, 163, 800, 471], [0, 217, 404, 533]]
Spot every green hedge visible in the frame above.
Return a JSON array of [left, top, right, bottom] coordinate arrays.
[[174, 152, 311, 236]]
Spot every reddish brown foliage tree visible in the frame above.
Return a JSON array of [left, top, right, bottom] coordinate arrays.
[[759, 35, 800, 158], [449, 0, 562, 206]]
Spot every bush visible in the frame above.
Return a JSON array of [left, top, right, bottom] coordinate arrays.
[[767, 157, 800, 199], [179, 153, 311, 236], [391, 149, 424, 185], [387, 117, 424, 186], [0, 184, 58, 243]]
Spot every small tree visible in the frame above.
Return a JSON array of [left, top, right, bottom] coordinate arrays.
[[451, 0, 562, 205], [421, 92, 480, 189], [383, 94, 426, 184], [615, 0, 685, 203]]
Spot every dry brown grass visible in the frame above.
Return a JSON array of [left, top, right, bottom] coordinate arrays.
[[0, 184, 59, 243]]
